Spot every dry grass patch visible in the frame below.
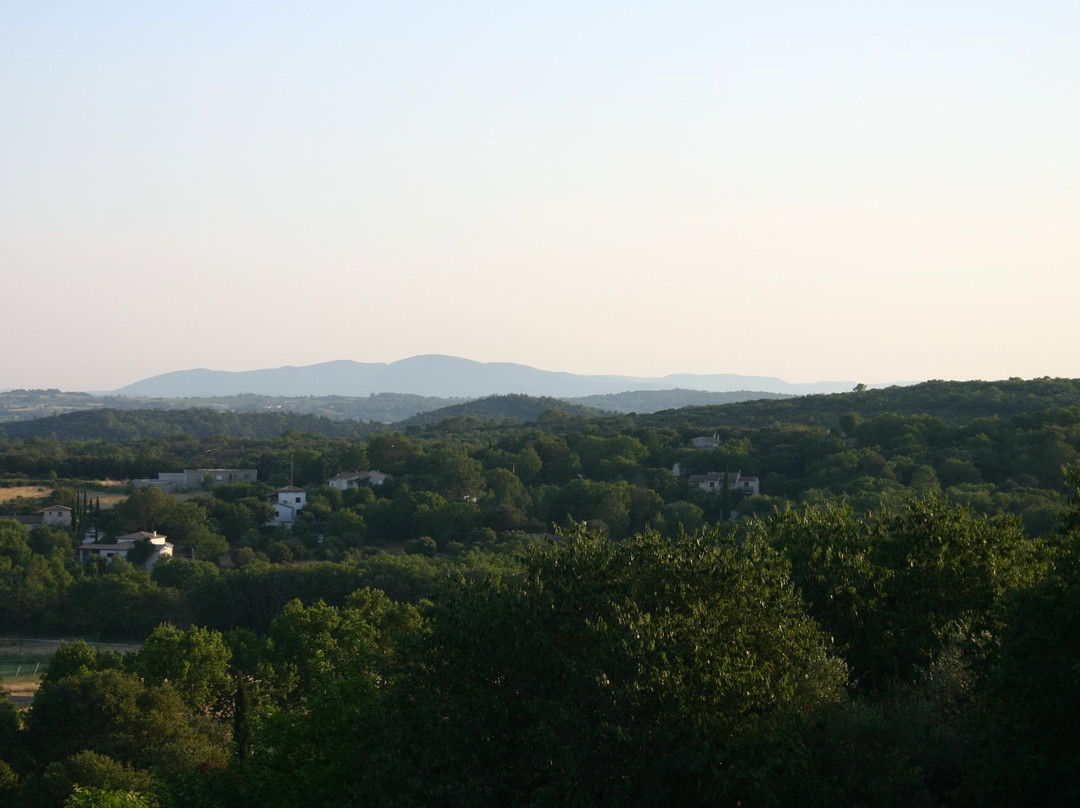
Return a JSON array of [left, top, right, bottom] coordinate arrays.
[[0, 485, 52, 504], [1, 677, 41, 706], [0, 483, 129, 510], [89, 491, 128, 510]]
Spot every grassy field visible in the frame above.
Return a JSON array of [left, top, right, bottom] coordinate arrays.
[[0, 658, 44, 680]]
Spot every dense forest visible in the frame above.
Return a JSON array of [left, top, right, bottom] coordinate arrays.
[[1, 378, 1079, 805]]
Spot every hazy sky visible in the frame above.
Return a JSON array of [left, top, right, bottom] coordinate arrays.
[[2, 1, 1077, 392]]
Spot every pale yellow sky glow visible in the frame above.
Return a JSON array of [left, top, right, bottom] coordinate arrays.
[[1, 2, 1077, 391]]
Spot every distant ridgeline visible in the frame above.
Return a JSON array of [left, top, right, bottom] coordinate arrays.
[[629, 377, 1080, 430], [1, 378, 1079, 441], [0, 388, 791, 425]]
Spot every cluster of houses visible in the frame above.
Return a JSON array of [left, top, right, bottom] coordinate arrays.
[[0, 505, 175, 572], [4, 466, 393, 571], [137, 467, 396, 527], [9, 441, 759, 572], [130, 466, 392, 528], [269, 470, 392, 526]]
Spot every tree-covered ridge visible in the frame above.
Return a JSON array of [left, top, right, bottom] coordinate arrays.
[[0, 390, 466, 424], [0, 408, 380, 442], [636, 376, 1080, 429], [564, 387, 794, 413], [4, 377, 1080, 441], [1, 378, 1079, 544], [398, 393, 606, 426]]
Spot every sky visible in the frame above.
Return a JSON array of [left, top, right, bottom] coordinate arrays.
[[2, 1, 1077, 392]]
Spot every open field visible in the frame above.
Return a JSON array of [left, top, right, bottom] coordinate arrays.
[[0, 637, 142, 704], [0, 483, 129, 510], [0, 659, 44, 680], [0, 485, 52, 503]]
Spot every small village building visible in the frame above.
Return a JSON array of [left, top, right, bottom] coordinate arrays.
[[41, 504, 73, 526], [327, 470, 392, 491], [78, 530, 173, 571], [687, 471, 761, 496], [266, 486, 307, 526], [132, 469, 258, 493], [691, 435, 722, 450], [2, 504, 73, 529]]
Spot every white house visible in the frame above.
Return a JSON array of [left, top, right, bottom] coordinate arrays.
[[691, 435, 722, 450], [41, 504, 73, 526], [78, 530, 174, 571], [266, 486, 307, 526], [2, 504, 73, 529], [327, 470, 392, 491], [687, 471, 761, 496]]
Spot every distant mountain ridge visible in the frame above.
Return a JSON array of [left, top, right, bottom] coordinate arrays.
[[113, 355, 874, 399], [565, 389, 793, 413]]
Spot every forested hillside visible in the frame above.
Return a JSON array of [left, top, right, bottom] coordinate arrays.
[[0, 408, 379, 442], [1, 377, 1079, 805], [563, 388, 794, 413], [399, 393, 605, 426], [642, 376, 1080, 429]]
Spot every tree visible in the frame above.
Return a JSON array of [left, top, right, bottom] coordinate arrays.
[[418, 447, 486, 501], [112, 487, 173, 534], [31, 751, 157, 808], [244, 595, 421, 807], [65, 785, 155, 808], [364, 433, 422, 475], [759, 497, 1046, 688], [24, 669, 228, 777], [40, 641, 104, 689], [0, 691, 19, 762], [390, 527, 847, 804], [324, 508, 367, 548], [128, 625, 233, 716]]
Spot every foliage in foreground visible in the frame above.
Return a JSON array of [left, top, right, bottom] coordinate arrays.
[[3, 488, 1080, 806]]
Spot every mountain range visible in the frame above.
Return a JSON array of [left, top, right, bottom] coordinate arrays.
[[112, 355, 876, 399]]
